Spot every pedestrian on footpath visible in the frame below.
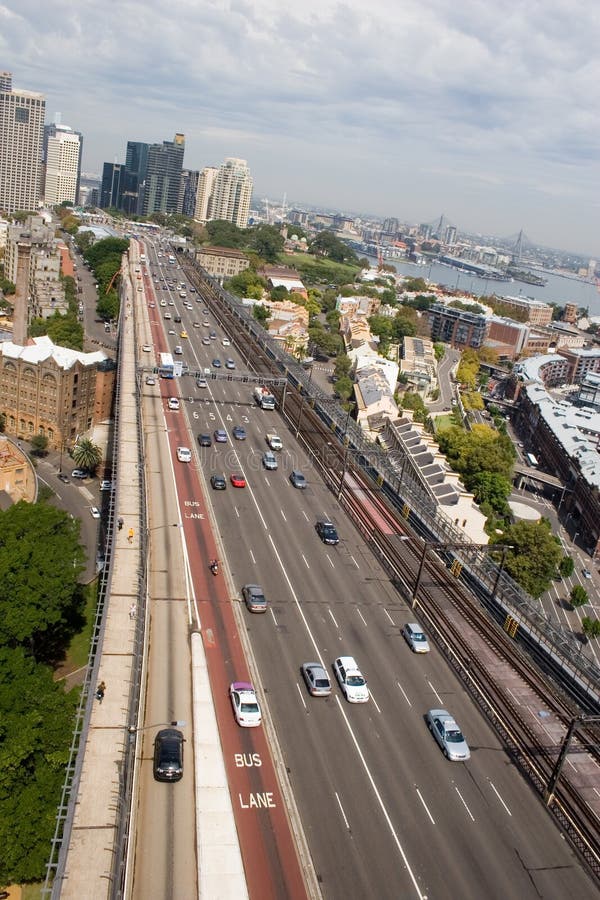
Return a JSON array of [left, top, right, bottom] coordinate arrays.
[[128, 527, 134, 544], [96, 681, 106, 703], [129, 603, 136, 619], [118, 517, 124, 531]]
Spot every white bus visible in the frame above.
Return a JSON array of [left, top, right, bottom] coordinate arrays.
[[159, 352, 174, 379]]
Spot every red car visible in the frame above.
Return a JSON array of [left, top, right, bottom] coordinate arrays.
[[230, 473, 246, 488]]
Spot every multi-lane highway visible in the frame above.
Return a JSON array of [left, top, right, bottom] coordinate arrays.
[[134, 242, 596, 899]]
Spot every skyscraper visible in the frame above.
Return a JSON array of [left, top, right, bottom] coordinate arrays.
[[180, 168, 199, 218], [123, 140, 148, 215], [208, 158, 253, 228], [43, 121, 83, 205], [194, 166, 218, 223], [141, 133, 185, 216], [100, 162, 125, 209], [0, 71, 46, 213]]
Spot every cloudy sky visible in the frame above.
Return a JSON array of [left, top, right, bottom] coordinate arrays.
[[1, 0, 599, 254]]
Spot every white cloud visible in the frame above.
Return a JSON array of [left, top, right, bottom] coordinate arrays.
[[1, 0, 599, 251]]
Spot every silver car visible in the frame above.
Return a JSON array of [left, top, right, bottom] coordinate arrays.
[[426, 709, 470, 761], [242, 584, 267, 613], [301, 662, 331, 697], [402, 622, 430, 653]]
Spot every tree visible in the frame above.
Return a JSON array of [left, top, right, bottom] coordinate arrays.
[[270, 285, 289, 302], [309, 232, 359, 264], [570, 585, 589, 608], [0, 502, 85, 660], [334, 354, 352, 379], [206, 219, 245, 248], [253, 304, 271, 324], [248, 224, 285, 262], [96, 291, 119, 321], [227, 268, 266, 298], [334, 375, 354, 402], [29, 434, 48, 457], [403, 277, 428, 292], [72, 438, 102, 474], [0, 646, 77, 883], [581, 617, 600, 639], [469, 471, 511, 515], [501, 519, 563, 597], [434, 342, 445, 361], [75, 230, 94, 254], [558, 556, 574, 578]]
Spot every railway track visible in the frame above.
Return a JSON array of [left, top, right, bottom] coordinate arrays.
[[183, 257, 600, 881]]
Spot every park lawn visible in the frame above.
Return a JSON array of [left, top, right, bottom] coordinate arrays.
[[433, 414, 456, 433], [281, 252, 361, 286]]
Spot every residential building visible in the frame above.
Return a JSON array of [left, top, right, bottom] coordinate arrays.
[[563, 303, 578, 324], [43, 121, 83, 205], [0, 336, 115, 448], [208, 158, 253, 228], [259, 265, 307, 300], [0, 71, 46, 213], [141, 133, 185, 215], [354, 364, 399, 435], [557, 346, 600, 383], [336, 294, 381, 318], [180, 168, 199, 218], [576, 372, 600, 411], [497, 295, 553, 326], [428, 303, 487, 350], [194, 166, 218, 222], [485, 316, 530, 360], [264, 299, 309, 356], [400, 335, 436, 393], [196, 246, 250, 280]]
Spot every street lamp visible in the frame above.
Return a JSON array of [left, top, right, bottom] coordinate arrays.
[[127, 719, 186, 739]]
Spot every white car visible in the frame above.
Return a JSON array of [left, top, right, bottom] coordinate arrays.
[[160, 300, 167, 307], [222, 337, 231, 346], [141, 344, 152, 353], [402, 622, 430, 653], [90, 506, 101, 519], [333, 656, 369, 703], [145, 376, 156, 385], [167, 397, 180, 410], [229, 681, 262, 727], [176, 447, 192, 463], [100, 479, 113, 491]]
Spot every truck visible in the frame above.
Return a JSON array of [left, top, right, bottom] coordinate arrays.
[[266, 433, 283, 451], [253, 386, 276, 410]]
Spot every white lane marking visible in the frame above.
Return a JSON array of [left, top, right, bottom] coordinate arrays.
[[488, 780, 512, 816], [356, 608, 368, 627], [335, 792, 351, 830], [270, 608, 278, 626], [369, 690, 381, 714], [281, 508, 287, 522], [234, 506, 240, 518], [396, 681, 412, 707], [427, 680, 444, 706], [296, 682, 307, 710], [249, 549, 256, 565], [328, 608, 339, 628], [264, 476, 270, 487], [302, 554, 310, 569], [506, 687, 521, 706], [454, 786, 475, 821], [266, 535, 323, 664], [350, 555, 359, 568], [384, 608, 396, 626], [334, 697, 425, 898], [415, 787, 435, 824], [302, 510, 309, 521], [326, 554, 335, 569]]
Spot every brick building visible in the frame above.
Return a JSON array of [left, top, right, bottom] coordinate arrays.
[[196, 246, 250, 281]]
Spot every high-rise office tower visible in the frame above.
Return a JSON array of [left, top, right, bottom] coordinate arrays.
[[208, 158, 253, 228], [123, 140, 148, 214], [0, 71, 46, 213], [100, 162, 125, 209], [194, 166, 218, 223], [141, 133, 185, 215], [43, 120, 83, 205], [444, 225, 457, 246]]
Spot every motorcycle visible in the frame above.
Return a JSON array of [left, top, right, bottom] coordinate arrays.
[[209, 560, 219, 576]]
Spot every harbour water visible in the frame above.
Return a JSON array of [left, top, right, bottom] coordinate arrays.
[[372, 257, 600, 318]]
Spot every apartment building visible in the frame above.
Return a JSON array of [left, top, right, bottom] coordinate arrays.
[[400, 335, 437, 393], [207, 158, 253, 228], [498, 295, 553, 326], [428, 303, 487, 350], [43, 122, 83, 205], [556, 346, 600, 383]]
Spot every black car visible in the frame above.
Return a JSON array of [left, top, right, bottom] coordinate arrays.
[[316, 520, 339, 545], [153, 728, 184, 782], [198, 433, 212, 447], [210, 474, 226, 490], [174, 315, 182, 323], [212, 358, 221, 368], [57, 473, 70, 484]]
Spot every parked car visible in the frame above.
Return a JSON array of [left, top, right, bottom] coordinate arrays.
[[100, 479, 113, 491], [153, 728, 184, 782], [90, 506, 101, 519], [426, 709, 470, 761], [242, 584, 267, 613], [71, 468, 87, 479], [301, 662, 332, 697], [57, 473, 70, 484]]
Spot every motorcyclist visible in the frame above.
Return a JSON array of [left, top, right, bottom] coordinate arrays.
[[209, 559, 219, 575]]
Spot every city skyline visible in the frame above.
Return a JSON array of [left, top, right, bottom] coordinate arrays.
[[2, 1, 599, 254]]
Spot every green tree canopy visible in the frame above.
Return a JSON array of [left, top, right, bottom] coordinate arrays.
[[437, 423, 515, 486], [253, 304, 271, 324], [205, 219, 246, 248], [72, 438, 102, 474], [403, 277, 429, 292], [500, 519, 563, 597], [469, 471, 511, 516], [334, 375, 354, 402], [334, 354, 352, 378], [309, 232, 359, 264], [247, 224, 285, 262], [0, 502, 85, 661], [29, 312, 84, 350], [226, 268, 267, 298], [558, 556, 574, 578], [570, 585, 589, 608]]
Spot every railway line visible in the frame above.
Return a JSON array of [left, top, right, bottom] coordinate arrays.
[[181, 255, 600, 883]]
